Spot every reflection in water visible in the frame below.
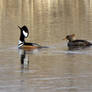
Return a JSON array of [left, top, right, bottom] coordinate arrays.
[[18, 48, 41, 70], [18, 49, 29, 70], [19, 49, 29, 65]]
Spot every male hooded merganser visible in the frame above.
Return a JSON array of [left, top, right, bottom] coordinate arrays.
[[63, 34, 92, 50], [18, 25, 48, 50]]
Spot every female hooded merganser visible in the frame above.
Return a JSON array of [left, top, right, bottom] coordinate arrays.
[[63, 34, 92, 50], [18, 25, 48, 50]]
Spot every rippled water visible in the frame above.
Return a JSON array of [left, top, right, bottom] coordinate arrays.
[[0, 0, 92, 92]]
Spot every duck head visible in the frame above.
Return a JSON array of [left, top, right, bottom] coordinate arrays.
[[18, 25, 29, 38], [18, 25, 29, 48], [63, 34, 75, 41]]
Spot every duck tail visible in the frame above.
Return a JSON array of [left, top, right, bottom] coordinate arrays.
[[39, 46, 49, 48], [88, 42, 92, 46]]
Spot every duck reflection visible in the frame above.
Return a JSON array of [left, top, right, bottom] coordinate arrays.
[[20, 50, 29, 65], [18, 49, 29, 70], [18, 48, 41, 69]]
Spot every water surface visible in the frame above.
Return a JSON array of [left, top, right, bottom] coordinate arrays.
[[0, 0, 92, 92]]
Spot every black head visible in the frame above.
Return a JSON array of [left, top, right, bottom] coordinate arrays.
[[18, 25, 29, 38]]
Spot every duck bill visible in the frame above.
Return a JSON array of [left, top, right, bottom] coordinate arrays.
[[18, 26, 21, 30], [62, 38, 66, 40]]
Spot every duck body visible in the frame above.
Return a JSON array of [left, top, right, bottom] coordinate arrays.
[[18, 25, 48, 51], [68, 39, 92, 50], [20, 42, 41, 50], [64, 34, 92, 50]]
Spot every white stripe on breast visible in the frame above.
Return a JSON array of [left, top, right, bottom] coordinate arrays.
[[18, 40, 24, 48]]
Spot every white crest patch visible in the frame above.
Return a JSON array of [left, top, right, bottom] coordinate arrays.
[[23, 30, 28, 37]]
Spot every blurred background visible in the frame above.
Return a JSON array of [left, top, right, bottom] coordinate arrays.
[[0, 0, 91, 46]]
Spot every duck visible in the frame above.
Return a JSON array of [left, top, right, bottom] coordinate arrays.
[[63, 34, 92, 50], [18, 25, 48, 50]]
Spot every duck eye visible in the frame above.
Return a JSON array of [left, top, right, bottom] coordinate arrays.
[[23, 30, 28, 37], [66, 36, 69, 38]]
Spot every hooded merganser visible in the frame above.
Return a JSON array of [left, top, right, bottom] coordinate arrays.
[[63, 34, 92, 50], [18, 25, 48, 50]]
